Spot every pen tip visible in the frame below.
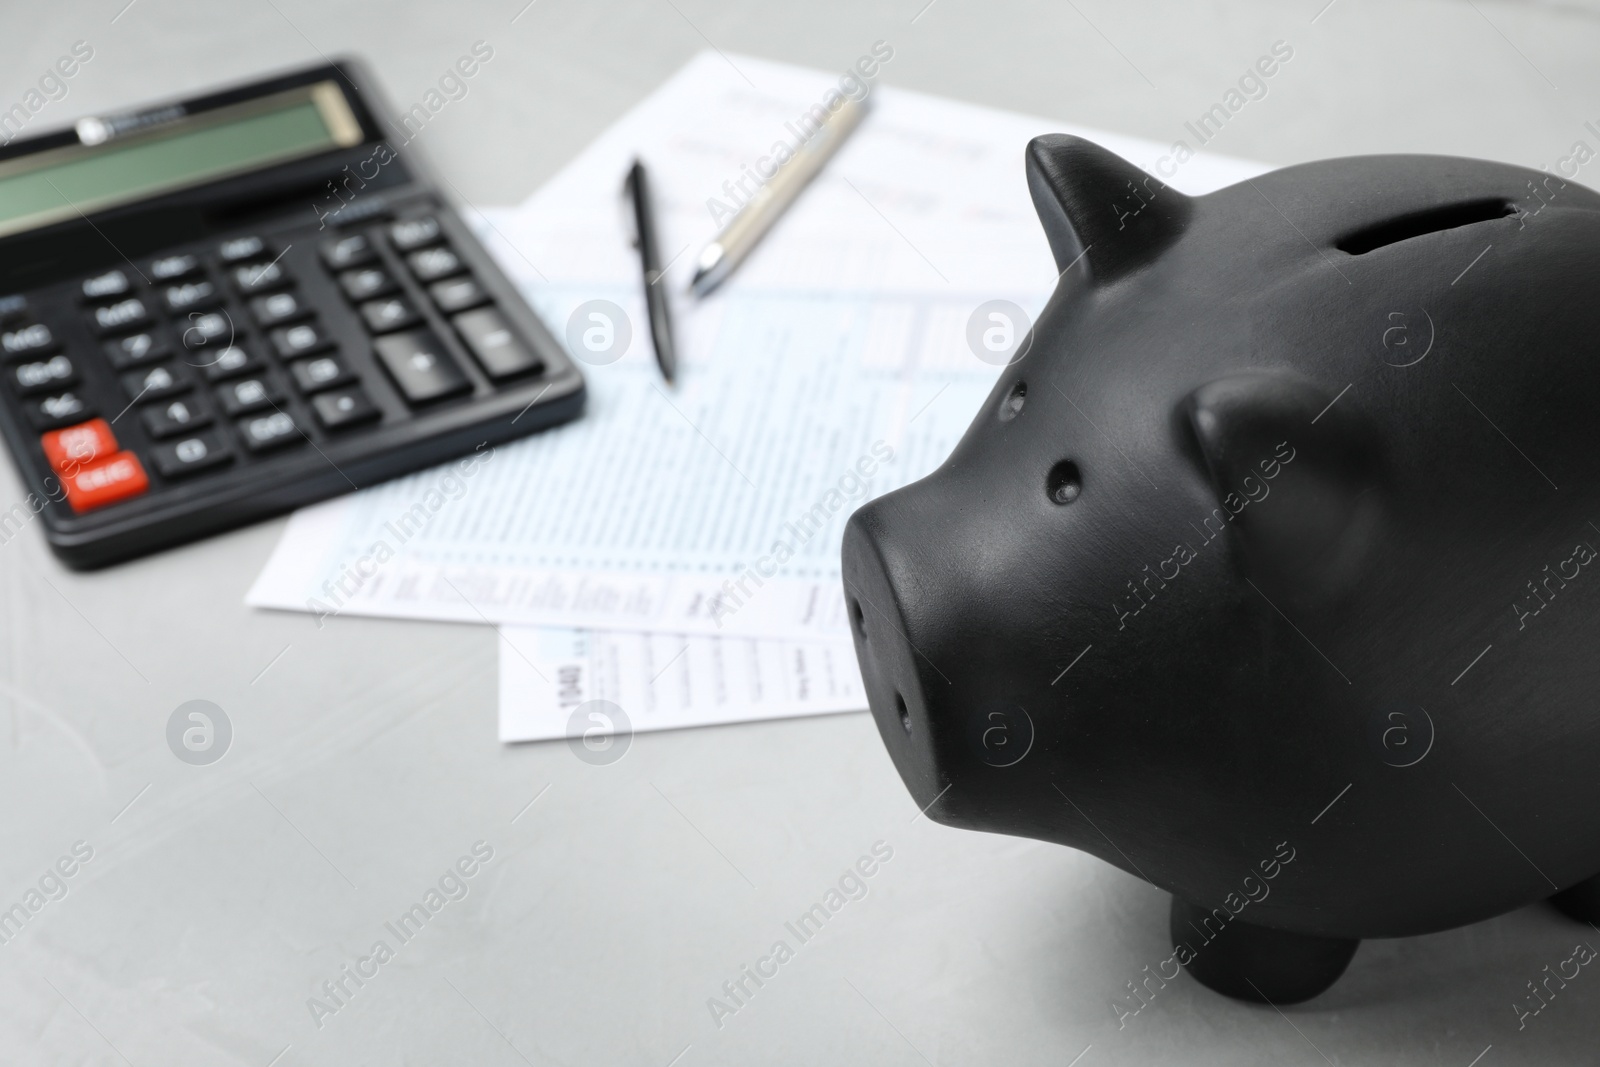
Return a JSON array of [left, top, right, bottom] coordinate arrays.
[[689, 244, 725, 297]]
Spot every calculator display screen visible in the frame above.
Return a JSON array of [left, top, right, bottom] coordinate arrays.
[[0, 81, 363, 240]]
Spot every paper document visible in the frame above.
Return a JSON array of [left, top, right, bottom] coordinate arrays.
[[498, 626, 863, 742], [247, 51, 1270, 644], [247, 282, 993, 640]]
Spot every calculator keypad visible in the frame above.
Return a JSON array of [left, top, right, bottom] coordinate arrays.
[[91, 298, 149, 335], [239, 410, 302, 452], [199, 344, 261, 382], [81, 270, 131, 301], [406, 246, 462, 282], [61, 451, 148, 512], [26, 391, 92, 430], [388, 217, 441, 250], [311, 386, 378, 430], [360, 296, 420, 334], [373, 330, 469, 403], [216, 377, 281, 417], [270, 322, 333, 359], [122, 362, 192, 401], [219, 236, 266, 262], [41, 418, 117, 470], [180, 311, 233, 351], [150, 254, 200, 281], [142, 395, 212, 438], [103, 332, 168, 368], [162, 280, 220, 314], [1, 201, 569, 536], [150, 430, 232, 477], [232, 261, 286, 293], [429, 276, 489, 313], [320, 233, 374, 271], [289, 354, 354, 393], [14, 355, 76, 394], [338, 266, 395, 302], [453, 307, 543, 380], [4, 323, 57, 357], [251, 291, 308, 326]]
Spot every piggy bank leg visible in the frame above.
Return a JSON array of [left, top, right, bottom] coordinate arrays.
[[1170, 898, 1359, 1003], [1550, 873, 1600, 923]]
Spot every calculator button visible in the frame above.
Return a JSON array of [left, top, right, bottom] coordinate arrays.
[[406, 246, 462, 282], [3, 322, 56, 357], [141, 395, 212, 438], [270, 322, 333, 359], [12, 355, 76, 395], [429, 276, 490, 313], [61, 451, 147, 512], [453, 308, 543, 380], [360, 295, 421, 334], [321, 233, 375, 270], [197, 344, 261, 382], [90, 297, 150, 335], [179, 311, 234, 350], [149, 254, 201, 281], [162, 280, 221, 314], [215, 376, 281, 417], [121, 362, 191, 401], [388, 217, 442, 251], [219, 235, 266, 262], [25, 391, 92, 430], [338, 266, 396, 302], [151, 431, 232, 477], [237, 410, 302, 452], [373, 330, 470, 404], [40, 418, 118, 473], [250, 291, 308, 327], [81, 269, 131, 301], [0, 295, 26, 322], [232, 260, 287, 293], [288, 354, 354, 393], [311, 386, 379, 430], [102, 331, 168, 369]]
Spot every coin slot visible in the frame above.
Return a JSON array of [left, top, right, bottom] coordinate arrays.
[[1337, 199, 1515, 255]]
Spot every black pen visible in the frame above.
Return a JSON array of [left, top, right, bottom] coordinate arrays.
[[625, 159, 677, 385]]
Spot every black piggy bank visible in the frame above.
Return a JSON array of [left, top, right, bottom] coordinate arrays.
[[842, 134, 1600, 1004]]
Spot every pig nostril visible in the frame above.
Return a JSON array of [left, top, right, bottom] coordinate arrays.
[[850, 598, 866, 640], [895, 692, 911, 734], [1047, 459, 1082, 504], [999, 380, 1026, 422]]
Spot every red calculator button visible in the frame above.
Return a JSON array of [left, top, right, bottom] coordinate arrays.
[[41, 418, 118, 472], [62, 451, 148, 512]]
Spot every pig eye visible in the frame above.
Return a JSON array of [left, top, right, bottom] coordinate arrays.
[[1047, 460, 1081, 505], [998, 380, 1026, 422], [895, 692, 911, 734], [850, 598, 866, 640]]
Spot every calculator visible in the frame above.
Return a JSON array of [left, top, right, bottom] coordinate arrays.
[[0, 59, 583, 568]]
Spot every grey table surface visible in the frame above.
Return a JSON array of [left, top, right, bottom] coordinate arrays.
[[3, 1, 1600, 1064]]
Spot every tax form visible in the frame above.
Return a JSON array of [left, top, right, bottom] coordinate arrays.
[[245, 51, 1269, 740], [498, 626, 867, 742]]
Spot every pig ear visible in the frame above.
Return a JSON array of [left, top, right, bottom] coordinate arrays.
[[1182, 372, 1386, 605], [1026, 134, 1192, 284]]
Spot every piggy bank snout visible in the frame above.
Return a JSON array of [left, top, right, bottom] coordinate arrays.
[[841, 495, 953, 813]]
